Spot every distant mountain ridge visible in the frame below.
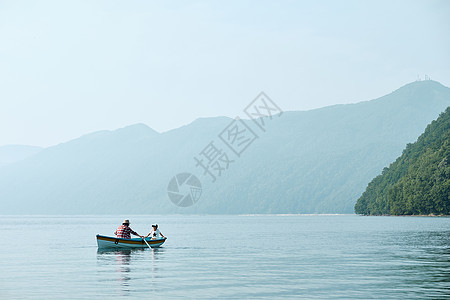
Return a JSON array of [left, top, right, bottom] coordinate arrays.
[[0, 145, 42, 167], [0, 80, 449, 214]]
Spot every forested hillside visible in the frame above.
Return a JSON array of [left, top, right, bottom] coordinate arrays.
[[355, 107, 450, 215]]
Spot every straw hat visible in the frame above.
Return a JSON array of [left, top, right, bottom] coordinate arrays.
[[123, 219, 130, 225]]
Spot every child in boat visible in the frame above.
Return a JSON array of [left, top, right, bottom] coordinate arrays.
[[144, 224, 166, 240], [115, 219, 143, 239]]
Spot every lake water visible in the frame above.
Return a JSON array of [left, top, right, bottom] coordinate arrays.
[[0, 215, 449, 299]]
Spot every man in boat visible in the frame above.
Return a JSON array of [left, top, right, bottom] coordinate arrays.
[[144, 224, 166, 240], [114, 219, 143, 239]]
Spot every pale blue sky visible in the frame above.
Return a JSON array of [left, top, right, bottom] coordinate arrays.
[[1, 0, 449, 147]]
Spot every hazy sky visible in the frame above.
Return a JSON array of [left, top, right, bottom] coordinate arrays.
[[1, 0, 449, 147]]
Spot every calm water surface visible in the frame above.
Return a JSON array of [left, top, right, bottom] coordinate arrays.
[[0, 215, 449, 299]]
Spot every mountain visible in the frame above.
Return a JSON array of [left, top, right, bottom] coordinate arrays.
[[0, 145, 42, 167], [355, 107, 450, 215], [0, 80, 449, 214]]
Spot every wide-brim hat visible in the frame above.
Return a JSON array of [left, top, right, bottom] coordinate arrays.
[[123, 219, 130, 224]]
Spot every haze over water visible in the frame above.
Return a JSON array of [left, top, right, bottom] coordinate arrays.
[[1, 214, 448, 299]]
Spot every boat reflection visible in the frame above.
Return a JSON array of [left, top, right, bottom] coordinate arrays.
[[96, 247, 166, 295], [97, 248, 143, 295]]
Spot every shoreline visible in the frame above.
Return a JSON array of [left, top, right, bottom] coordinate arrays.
[[358, 214, 450, 217]]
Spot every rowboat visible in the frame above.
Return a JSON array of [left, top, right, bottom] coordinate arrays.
[[96, 234, 166, 249]]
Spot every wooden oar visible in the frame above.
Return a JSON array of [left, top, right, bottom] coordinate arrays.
[[142, 237, 152, 249]]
